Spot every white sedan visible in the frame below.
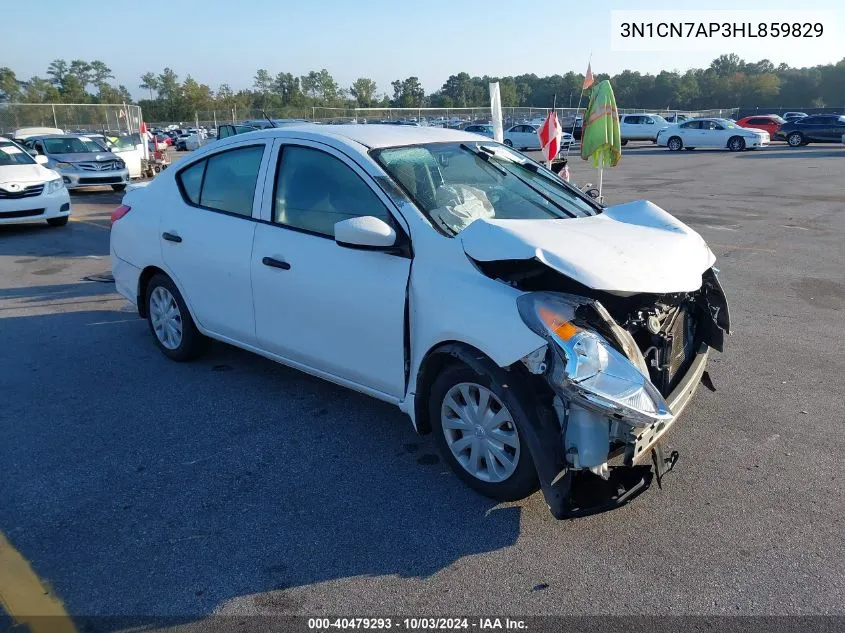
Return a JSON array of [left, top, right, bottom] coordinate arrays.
[[0, 136, 71, 227], [503, 124, 574, 151], [657, 118, 769, 152], [110, 125, 730, 518]]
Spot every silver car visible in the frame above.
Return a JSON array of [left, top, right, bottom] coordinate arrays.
[[26, 135, 130, 191]]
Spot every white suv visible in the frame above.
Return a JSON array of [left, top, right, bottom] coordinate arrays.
[[0, 137, 71, 227], [620, 114, 670, 145]]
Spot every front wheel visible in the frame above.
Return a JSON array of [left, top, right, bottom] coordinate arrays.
[[429, 362, 539, 501], [787, 132, 804, 147], [112, 184, 127, 192], [667, 136, 683, 151], [145, 274, 208, 362], [621, 140, 628, 147], [503, 139, 513, 147], [728, 136, 745, 152]]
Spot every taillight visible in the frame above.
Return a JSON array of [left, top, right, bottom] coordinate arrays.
[[111, 204, 131, 224]]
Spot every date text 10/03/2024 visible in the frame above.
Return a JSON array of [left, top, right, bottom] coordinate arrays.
[[307, 618, 528, 630]]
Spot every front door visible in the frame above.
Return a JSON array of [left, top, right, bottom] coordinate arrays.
[[251, 140, 411, 398], [160, 140, 271, 345]]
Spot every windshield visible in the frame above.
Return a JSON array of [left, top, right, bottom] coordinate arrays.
[[43, 137, 108, 154], [0, 141, 36, 166], [373, 141, 599, 236]]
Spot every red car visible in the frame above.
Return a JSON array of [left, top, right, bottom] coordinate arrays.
[[736, 115, 786, 140]]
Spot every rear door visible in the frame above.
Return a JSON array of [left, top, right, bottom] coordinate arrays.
[[161, 139, 272, 345]]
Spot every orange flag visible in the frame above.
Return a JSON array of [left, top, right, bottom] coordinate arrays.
[[582, 63, 594, 90]]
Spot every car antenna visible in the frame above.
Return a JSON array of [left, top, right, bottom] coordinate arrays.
[[261, 110, 277, 128]]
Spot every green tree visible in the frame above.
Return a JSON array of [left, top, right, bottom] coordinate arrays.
[[46, 59, 68, 87], [350, 77, 377, 106], [140, 72, 158, 100], [68, 60, 92, 90], [391, 76, 425, 107], [0, 67, 21, 102], [89, 60, 114, 95]]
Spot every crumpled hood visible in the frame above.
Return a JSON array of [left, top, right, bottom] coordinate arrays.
[[460, 200, 716, 294], [0, 164, 56, 186]]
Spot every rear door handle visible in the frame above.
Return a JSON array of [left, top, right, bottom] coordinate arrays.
[[262, 256, 291, 270], [162, 232, 182, 243]]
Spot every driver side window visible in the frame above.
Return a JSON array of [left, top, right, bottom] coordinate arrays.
[[273, 146, 392, 238]]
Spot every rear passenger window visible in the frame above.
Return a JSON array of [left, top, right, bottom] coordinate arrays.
[[178, 160, 205, 204], [176, 145, 264, 217]]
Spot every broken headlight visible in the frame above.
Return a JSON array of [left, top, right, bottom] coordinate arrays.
[[517, 292, 672, 424]]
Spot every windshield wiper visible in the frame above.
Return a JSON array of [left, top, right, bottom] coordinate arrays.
[[458, 144, 507, 176]]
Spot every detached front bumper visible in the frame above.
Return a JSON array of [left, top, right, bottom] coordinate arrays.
[[60, 168, 130, 190]]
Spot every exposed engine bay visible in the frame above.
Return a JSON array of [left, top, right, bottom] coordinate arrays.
[[471, 256, 731, 518]]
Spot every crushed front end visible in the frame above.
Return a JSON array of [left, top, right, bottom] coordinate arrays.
[[512, 268, 730, 518]]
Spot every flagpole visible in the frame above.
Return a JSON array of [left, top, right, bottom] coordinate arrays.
[[564, 53, 592, 159]]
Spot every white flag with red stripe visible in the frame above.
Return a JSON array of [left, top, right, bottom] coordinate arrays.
[[537, 111, 562, 164]]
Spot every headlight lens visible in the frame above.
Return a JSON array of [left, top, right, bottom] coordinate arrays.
[[116, 159, 126, 169], [55, 161, 75, 170], [517, 292, 671, 423], [44, 178, 65, 194]]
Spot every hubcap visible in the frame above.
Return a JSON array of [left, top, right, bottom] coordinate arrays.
[[149, 286, 183, 350], [669, 139, 680, 150], [441, 383, 520, 483]]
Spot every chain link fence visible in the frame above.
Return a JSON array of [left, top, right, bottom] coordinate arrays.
[[0, 103, 144, 136]]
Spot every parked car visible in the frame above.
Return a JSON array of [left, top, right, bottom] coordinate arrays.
[[241, 119, 309, 129], [736, 115, 786, 140], [663, 113, 691, 124], [217, 124, 259, 139], [503, 124, 573, 151], [174, 134, 192, 151], [24, 134, 130, 191], [0, 136, 71, 227], [619, 114, 670, 145], [656, 118, 769, 151], [782, 112, 808, 121], [463, 124, 494, 138], [108, 134, 145, 179], [12, 127, 65, 141], [780, 114, 845, 146], [110, 125, 730, 518]]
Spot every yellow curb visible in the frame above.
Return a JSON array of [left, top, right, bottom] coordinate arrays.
[[0, 531, 77, 633]]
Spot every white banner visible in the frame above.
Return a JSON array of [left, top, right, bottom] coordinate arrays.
[[489, 82, 503, 144]]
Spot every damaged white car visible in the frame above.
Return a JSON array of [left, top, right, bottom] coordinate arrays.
[[110, 125, 730, 518]]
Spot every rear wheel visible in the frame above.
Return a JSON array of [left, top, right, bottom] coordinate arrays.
[[145, 273, 208, 362], [728, 136, 745, 152], [46, 216, 69, 227], [429, 362, 539, 501], [667, 136, 683, 151], [621, 140, 628, 147], [503, 139, 513, 147], [787, 132, 804, 147]]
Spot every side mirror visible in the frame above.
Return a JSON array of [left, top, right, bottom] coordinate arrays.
[[27, 149, 38, 157], [35, 155, 49, 165], [334, 216, 397, 249]]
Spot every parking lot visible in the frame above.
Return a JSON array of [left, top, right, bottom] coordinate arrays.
[[1, 142, 844, 626]]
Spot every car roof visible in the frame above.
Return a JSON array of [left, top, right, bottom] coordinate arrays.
[[235, 124, 490, 149]]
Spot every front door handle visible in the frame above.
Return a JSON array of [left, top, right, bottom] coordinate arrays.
[[262, 256, 291, 270], [162, 232, 182, 243]]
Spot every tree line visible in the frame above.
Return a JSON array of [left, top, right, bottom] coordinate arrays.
[[2, 54, 843, 122]]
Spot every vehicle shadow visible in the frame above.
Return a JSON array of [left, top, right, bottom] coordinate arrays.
[[0, 309, 523, 630], [0, 220, 110, 258]]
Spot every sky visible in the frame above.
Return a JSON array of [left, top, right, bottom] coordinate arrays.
[[3, 0, 843, 100]]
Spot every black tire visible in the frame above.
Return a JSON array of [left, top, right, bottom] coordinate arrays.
[[667, 136, 683, 151], [728, 136, 745, 152], [787, 132, 803, 147], [429, 361, 539, 502], [621, 139, 628, 146], [112, 184, 127, 192], [144, 273, 208, 362], [503, 139, 513, 147], [46, 216, 69, 227]]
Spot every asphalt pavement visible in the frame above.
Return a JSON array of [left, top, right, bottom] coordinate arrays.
[[1, 142, 844, 627]]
